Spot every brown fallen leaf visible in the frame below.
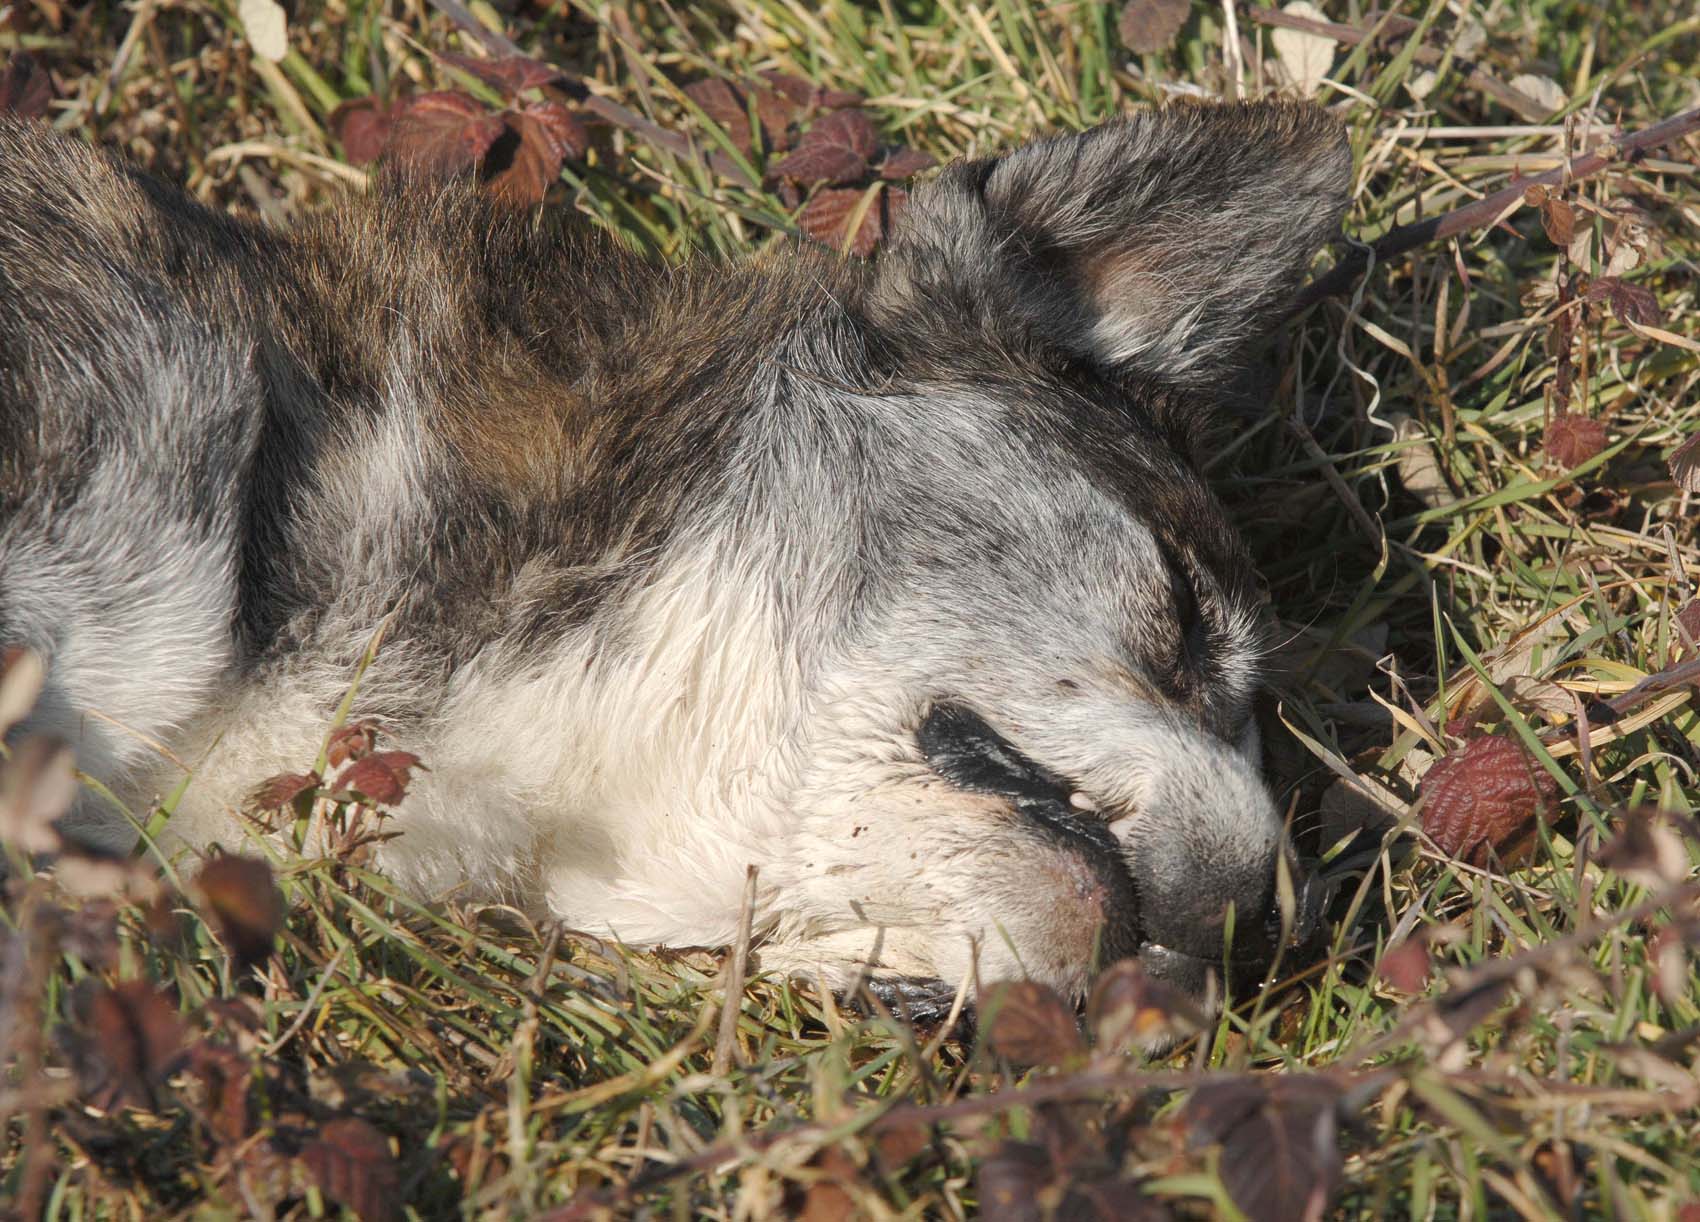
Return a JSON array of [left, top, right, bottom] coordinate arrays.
[[1118, 0, 1191, 54], [300, 1117, 401, 1222], [194, 855, 285, 971], [79, 980, 187, 1110], [329, 97, 391, 165], [386, 91, 508, 176], [1542, 412, 1607, 468], [1418, 735, 1561, 865], [981, 979, 1086, 1067], [0, 51, 52, 119], [438, 50, 562, 98], [333, 750, 424, 805]]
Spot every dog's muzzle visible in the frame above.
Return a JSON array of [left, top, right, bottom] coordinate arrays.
[[917, 700, 1313, 997]]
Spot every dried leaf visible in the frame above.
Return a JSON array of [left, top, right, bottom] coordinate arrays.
[[1086, 958, 1205, 1054], [1391, 412, 1455, 509], [978, 1140, 1053, 1221], [982, 980, 1086, 1067], [797, 1146, 859, 1222], [1376, 938, 1431, 993], [1418, 735, 1560, 865], [1676, 599, 1700, 654], [1597, 809, 1691, 890], [1271, 2, 1335, 97], [80, 980, 186, 1109], [439, 51, 561, 99], [1670, 432, 1700, 495], [250, 770, 321, 810], [187, 1043, 254, 1145], [482, 101, 590, 206], [238, 0, 288, 63], [0, 646, 45, 737], [1542, 413, 1607, 468], [0, 735, 76, 854], [877, 146, 936, 180], [771, 109, 880, 186], [1587, 275, 1664, 327], [386, 91, 507, 176], [798, 185, 890, 257], [1187, 1076, 1345, 1222], [194, 855, 285, 970], [1510, 72, 1566, 114], [519, 99, 591, 160], [760, 70, 862, 112], [333, 750, 424, 805], [1117, 0, 1190, 54], [872, 1118, 932, 1173], [1540, 197, 1576, 247], [684, 77, 755, 151], [300, 1117, 400, 1222], [769, 142, 866, 187], [0, 51, 52, 119], [328, 719, 381, 767], [329, 98, 392, 165]]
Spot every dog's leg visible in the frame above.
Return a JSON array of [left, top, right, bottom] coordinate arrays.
[[0, 304, 260, 847]]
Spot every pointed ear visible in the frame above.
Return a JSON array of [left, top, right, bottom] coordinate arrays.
[[872, 100, 1351, 386]]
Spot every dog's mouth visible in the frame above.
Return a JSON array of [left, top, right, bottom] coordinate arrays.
[[915, 699, 1313, 998], [917, 699, 1145, 961]]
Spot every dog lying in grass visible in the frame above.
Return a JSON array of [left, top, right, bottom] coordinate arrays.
[[0, 99, 1350, 1019]]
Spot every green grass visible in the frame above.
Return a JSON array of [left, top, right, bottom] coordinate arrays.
[[4, 0, 1700, 1216]]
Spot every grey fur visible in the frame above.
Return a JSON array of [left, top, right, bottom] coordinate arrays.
[[0, 99, 1351, 1015]]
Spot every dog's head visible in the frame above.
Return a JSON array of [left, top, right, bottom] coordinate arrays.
[[755, 101, 1352, 1022]]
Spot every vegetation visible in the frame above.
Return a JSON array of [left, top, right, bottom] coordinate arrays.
[[3, 0, 1700, 1215]]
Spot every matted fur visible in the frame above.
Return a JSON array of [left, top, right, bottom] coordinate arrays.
[[0, 100, 1351, 1012]]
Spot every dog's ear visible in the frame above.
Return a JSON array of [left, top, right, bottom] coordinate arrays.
[[872, 100, 1351, 387]]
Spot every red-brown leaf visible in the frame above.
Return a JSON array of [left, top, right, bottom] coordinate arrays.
[[484, 106, 583, 207], [1542, 413, 1607, 468], [684, 78, 754, 151], [758, 69, 863, 113], [332, 750, 424, 805], [300, 1118, 400, 1222], [981, 979, 1086, 1067], [806, 107, 879, 161], [877, 146, 936, 180], [386, 91, 507, 176], [798, 185, 890, 257], [758, 71, 817, 108], [1186, 1076, 1346, 1222], [1540, 197, 1576, 247], [1588, 275, 1663, 327], [519, 100, 590, 160], [978, 1140, 1054, 1219], [1086, 958, 1205, 1053], [1118, 0, 1192, 54], [0, 51, 52, 119], [81, 981, 186, 1109], [1418, 735, 1561, 865], [329, 97, 391, 165], [250, 770, 321, 810], [1376, 938, 1432, 993], [187, 1043, 253, 1145], [768, 142, 867, 186], [439, 51, 562, 99], [327, 719, 381, 767], [194, 855, 285, 970], [1670, 432, 1700, 495]]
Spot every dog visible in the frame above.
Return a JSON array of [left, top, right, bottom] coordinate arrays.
[[0, 98, 1351, 1020]]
